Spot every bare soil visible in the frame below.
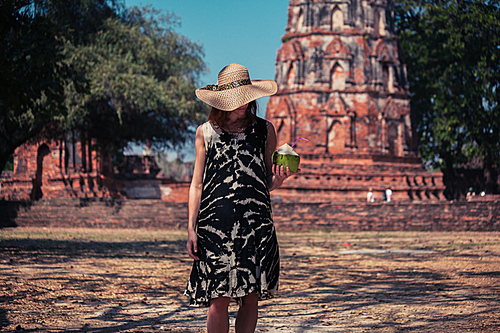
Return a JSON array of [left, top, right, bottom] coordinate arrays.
[[1, 227, 499, 332]]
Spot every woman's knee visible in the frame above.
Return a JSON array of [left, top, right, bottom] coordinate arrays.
[[241, 293, 259, 308], [209, 297, 231, 312]]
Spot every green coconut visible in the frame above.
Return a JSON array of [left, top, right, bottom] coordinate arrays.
[[272, 143, 300, 174]]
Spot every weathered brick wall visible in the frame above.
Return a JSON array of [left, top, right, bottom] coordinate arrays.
[[1, 198, 498, 231], [0, 198, 187, 229], [271, 200, 500, 231]]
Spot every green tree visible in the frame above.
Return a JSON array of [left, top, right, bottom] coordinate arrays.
[[394, 0, 500, 198], [0, 0, 121, 175], [64, 6, 207, 166], [1, 1, 207, 177], [0, 0, 71, 174]]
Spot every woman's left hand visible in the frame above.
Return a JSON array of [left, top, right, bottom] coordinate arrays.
[[271, 164, 300, 191], [273, 164, 290, 182]]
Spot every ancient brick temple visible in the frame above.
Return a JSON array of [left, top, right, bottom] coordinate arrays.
[[1, 135, 111, 201], [0, 134, 183, 202], [266, 0, 445, 202]]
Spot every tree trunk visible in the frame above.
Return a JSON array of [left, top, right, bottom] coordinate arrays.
[[0, 116, 43, 178], [0, 145, 17, 179], [0, 155, 9, 178], [443, 158, 460, 200]]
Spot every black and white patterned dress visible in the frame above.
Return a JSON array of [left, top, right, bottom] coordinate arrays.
[[184, 117, 280, 307]]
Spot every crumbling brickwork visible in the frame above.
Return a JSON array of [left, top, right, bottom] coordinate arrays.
[[0, 138, 189, 202], [266, 0, 445, 202], [2, 198, 498, 231], [0, 138, 104, 201]]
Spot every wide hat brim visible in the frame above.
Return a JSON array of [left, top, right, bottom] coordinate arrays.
[[195, 80, 278, 111]]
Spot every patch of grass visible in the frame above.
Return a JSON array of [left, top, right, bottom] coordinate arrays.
[[0, 228, 186, 243]]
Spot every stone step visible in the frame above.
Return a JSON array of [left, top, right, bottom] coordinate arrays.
[[1, 198, 499, 231]]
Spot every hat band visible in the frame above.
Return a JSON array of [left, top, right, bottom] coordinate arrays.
[[200, 79, 251, 92]]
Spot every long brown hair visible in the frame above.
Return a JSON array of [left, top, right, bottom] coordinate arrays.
[[208, 100, 258, 129]]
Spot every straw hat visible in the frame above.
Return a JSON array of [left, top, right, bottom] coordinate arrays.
[[195, 63, 278, 111]]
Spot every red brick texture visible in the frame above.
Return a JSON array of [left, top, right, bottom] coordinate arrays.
[[1, 198, 498, 232], [265, 0, 445, 202]]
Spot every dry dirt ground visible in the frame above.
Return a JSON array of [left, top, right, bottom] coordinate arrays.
[[1, 227, 499, 333]]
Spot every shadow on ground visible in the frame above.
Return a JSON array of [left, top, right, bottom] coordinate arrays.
[[1, 231, 499, 332], [0, 200, 29, 228]]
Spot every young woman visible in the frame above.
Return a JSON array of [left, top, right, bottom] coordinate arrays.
[[184, 63, 295, 333]]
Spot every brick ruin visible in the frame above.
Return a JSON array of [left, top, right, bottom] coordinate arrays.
[[1, 135, 104, 201], [0, 134, 190, 202], [266, 0, 445, 202], [1, 0, 446, 204]]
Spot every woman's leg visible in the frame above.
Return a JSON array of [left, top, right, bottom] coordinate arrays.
[[235, 293, 259, 333], [207, 296, 231, 333]]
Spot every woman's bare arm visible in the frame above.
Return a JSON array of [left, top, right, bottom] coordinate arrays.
[[265, 121, 292, 192], [186, 125, 206, 260]]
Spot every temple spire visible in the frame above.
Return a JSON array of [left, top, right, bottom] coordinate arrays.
[[266, 0, 444, 202]]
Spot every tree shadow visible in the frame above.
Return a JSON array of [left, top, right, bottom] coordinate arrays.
[[0, 308, 9, 329], [259, 250, 500, 331], [2, 237, 499, 332], [0, 237, 204, 332], [0, 200, 32, 228], [0, 237, 187, 265]]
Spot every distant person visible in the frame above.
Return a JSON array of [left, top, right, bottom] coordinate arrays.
[[466, 187, 476, 201], [367, 188, 374, 202], [385, 186, 392, 202], [184, 64, 296, 333]]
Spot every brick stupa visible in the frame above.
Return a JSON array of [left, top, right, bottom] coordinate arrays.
[[266, 0, 444, 202]]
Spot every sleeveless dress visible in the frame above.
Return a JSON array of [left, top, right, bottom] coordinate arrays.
[[184, 117, 280, 307]]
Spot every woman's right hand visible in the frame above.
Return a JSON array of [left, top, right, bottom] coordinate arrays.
[[187, 230, 200, 261]]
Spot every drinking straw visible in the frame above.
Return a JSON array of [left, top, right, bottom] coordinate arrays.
[[291, 137, 309, 148]]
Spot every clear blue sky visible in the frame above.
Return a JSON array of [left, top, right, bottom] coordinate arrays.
[[125, 0, 289, 117]]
